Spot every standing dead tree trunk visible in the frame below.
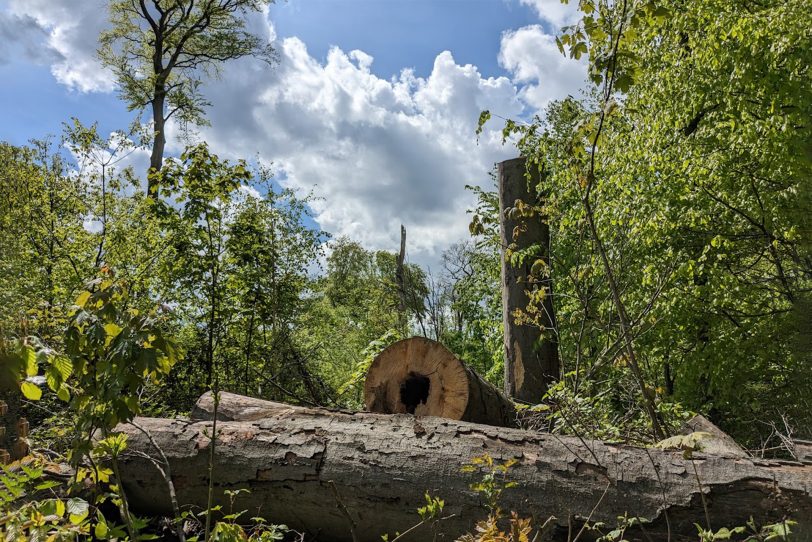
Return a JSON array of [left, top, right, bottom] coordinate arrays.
[[363, 337, 515, 427], [396, 224, 407, 333], [118, 401, 812, 542], [499, 157, 560, 403]]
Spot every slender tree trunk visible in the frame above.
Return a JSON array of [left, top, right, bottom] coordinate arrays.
[[579, 0, 664, 441], [243, 295, 257, 395], [396, 225, 407, 333], [148, 90, 166, 193]]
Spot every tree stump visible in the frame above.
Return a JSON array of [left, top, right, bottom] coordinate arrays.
[[363, 337, 515, 427]]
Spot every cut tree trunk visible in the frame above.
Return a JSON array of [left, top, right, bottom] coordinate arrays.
[[363, 337, 515, 427], [190, 391, 336, 422], [499, 157, 560, 404], [118, 402, 812, 542]]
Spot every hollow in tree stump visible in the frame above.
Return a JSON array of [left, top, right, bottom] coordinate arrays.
[[363, 337, 515, 427]]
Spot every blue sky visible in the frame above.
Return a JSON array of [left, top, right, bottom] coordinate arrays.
[[271, 0, 542, 78], [0, 0, 586, 266]]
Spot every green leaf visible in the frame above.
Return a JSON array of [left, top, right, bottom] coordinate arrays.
[[57, 386, 71, 402], [476, 110, 491, 136], [40, 498, 65, 518], [24, 347, 37, 376], [104, 323, 122, 336], [20, 381, 42, 400], [66, 497, 89, 524], [52, 356, 73, 381], [76, 290, 91, 308], [95, 520, 109, 539], [571, 41, 588, 60]]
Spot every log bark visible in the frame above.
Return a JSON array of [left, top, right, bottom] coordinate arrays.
[[679, 414, 749, 459], [363, 337, 515, 427], [499, 157, 560, 404], [0, 386, 28, 462], [118, 403, 812, 542]]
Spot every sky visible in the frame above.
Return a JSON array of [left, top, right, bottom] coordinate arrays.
[[0, 0, 587, 268]]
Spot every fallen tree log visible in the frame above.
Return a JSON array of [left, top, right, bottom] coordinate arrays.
[[118, 402, 812, 542], [190, 391, 319, 422], [363, 337, 515, 427]]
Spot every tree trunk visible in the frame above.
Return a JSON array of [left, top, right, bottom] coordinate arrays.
[[148, 91, 166, 193], [499, 157, 560, 404], [363, 337, 515, 427], [396, 224, 407, 333], [117, 406, 812, 542]]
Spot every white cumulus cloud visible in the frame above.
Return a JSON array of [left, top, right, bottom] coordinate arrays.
[[183, 40, 526, 264], [5, 0, 113, 92], [499, 24, 586, 111], [518, 0, 580, 29]]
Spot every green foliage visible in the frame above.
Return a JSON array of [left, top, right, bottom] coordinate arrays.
[[519, 372, 693, 444], [655, 431, 711, 460], [593, 514, 652, 542], [337, 328, 403, 406], [0, 459, 96, 540], [490, 0, 812, 445], [694, 518, 797, 542], [186, 488, 290, 541], [417, 492, 445, 523], [461, 454, 518, 515], [3, 274, 177, 453], [60, 274, 177, 462], [457, 454, 538, 542], [0, 140, 95, 345], [99, 0, 273, 126], [151, 144, 328, 406]]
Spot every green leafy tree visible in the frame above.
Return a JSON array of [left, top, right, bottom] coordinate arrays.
[[2, 274, 177, 539], [98, 0, 275, 188], [154, 143, 248, 390], [0, 140, 95, 344], [223, 186, 328, 402]]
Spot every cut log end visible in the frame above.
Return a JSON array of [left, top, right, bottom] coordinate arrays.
[[364, 337, 514, 427]]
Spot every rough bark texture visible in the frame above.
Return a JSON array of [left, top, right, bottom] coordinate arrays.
[[363, 337, 515, 427], [679, 414, 749, 459], [794, 440, 812, 463], [191, 391, 337, 422], [118, 403, 812, 542], [0, 387, 27, 463], [499, 157, 560, 404]]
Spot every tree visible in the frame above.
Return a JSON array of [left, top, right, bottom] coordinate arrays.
[[0, 140, 95, 343], [224, 186, 327, 402], [99, 0, 274, 191], [154, 143, 249, 388]]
